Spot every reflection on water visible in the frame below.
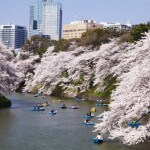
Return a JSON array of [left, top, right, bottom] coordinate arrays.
[[0, 92, 149, 150]]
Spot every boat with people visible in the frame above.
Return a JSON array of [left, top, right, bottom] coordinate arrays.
[[61, 104, 67, 109], [93, 138, 103, 144], [96, 103, 109, 106], [128, 121, 142, 128], [70, 105, 79, 109], [34, 93, 41, 97], [34, 91, 43, 97], [96, 99, 103, 103], [30, 106, 45, 111], [83, 120, 95, 126], [74, 97, 85, 101], [84, 113, 94, 119], [49, 109, 57, 115], [93, 133, 103, 144]]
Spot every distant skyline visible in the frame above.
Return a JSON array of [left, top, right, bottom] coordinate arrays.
[[0, 0, 150, 27]]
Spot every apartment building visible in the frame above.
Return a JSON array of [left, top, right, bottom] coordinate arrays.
[[63, 20, 102, 39], [0, 24, 27, 49]]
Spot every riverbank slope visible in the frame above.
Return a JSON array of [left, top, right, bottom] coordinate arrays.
[[0, 95, 11, 108]]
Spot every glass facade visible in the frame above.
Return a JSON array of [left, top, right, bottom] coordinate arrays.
[[29, 0, 62, 40]]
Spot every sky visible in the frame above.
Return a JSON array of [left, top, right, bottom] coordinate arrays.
[[0, 0, 150, 28]]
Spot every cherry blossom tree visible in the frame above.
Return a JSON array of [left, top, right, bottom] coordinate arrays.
[[0, 42, 19, 95], [16, 32, 150, 145], [95, 33, 150, 145]]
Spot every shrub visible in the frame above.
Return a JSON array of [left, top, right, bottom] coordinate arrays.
[[79, 75, 118, 100], [54, 39, 70, 52], [79, 28, 108, 47], [79, 28, 124, 48], [100, 75, 118, 99], [130, 24, 149, 42], [118, 24, 150, 44], [117, 32, 132, 44]]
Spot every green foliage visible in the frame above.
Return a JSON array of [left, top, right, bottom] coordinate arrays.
[[79, 28, 124, 48], [61, 71, 69, 78], [118, 24, 150, 44], [22, 36, 56, 57], [72, 75, 84, 86], [117, 32, 132, 44], [130, 24, 149, 42], [54, 39, 70, 52], [80, 75, 117, 100], [22, 24, 150, 56], [100, 75, 118, 99], [0, 95, 11, 108]]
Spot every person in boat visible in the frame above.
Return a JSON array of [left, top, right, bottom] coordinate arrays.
[[97, 99, 103, 103], [85, 119, 90, 123], [63, 104, 66, 107], [96, 133, 103, 140], [34, 106, 40, 110], [37, 103, 41, 107], [87, 112, 92, 116], [132, 121, 136, 125], [72, 104, 76, 108], [51, 109, 55, 113], [85, 119, 88, 123], [34, 106, 37, 110], [89, 112, 92, 116]]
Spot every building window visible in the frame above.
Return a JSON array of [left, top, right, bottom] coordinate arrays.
[[33, 20, 37, 30]]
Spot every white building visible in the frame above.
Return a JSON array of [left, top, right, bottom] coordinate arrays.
[[0, 24, 27, 49], [99, 22, 132, 30]]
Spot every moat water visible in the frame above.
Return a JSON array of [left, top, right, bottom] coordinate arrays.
[[0, 93, 149, 150]]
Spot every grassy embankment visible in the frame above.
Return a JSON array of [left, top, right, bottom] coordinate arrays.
[[78, 75, 117, 102]]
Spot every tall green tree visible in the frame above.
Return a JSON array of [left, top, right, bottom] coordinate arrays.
[[23, 36, 56, 57]]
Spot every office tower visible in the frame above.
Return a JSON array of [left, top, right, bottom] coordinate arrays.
[[29, 0, 62, 40], [0, 24, 27, 49]]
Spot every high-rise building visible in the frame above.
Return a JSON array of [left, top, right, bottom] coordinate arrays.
[[0, 24, 27, 49], [29, 0, 62, 40], [63, 20, 102, 40]]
